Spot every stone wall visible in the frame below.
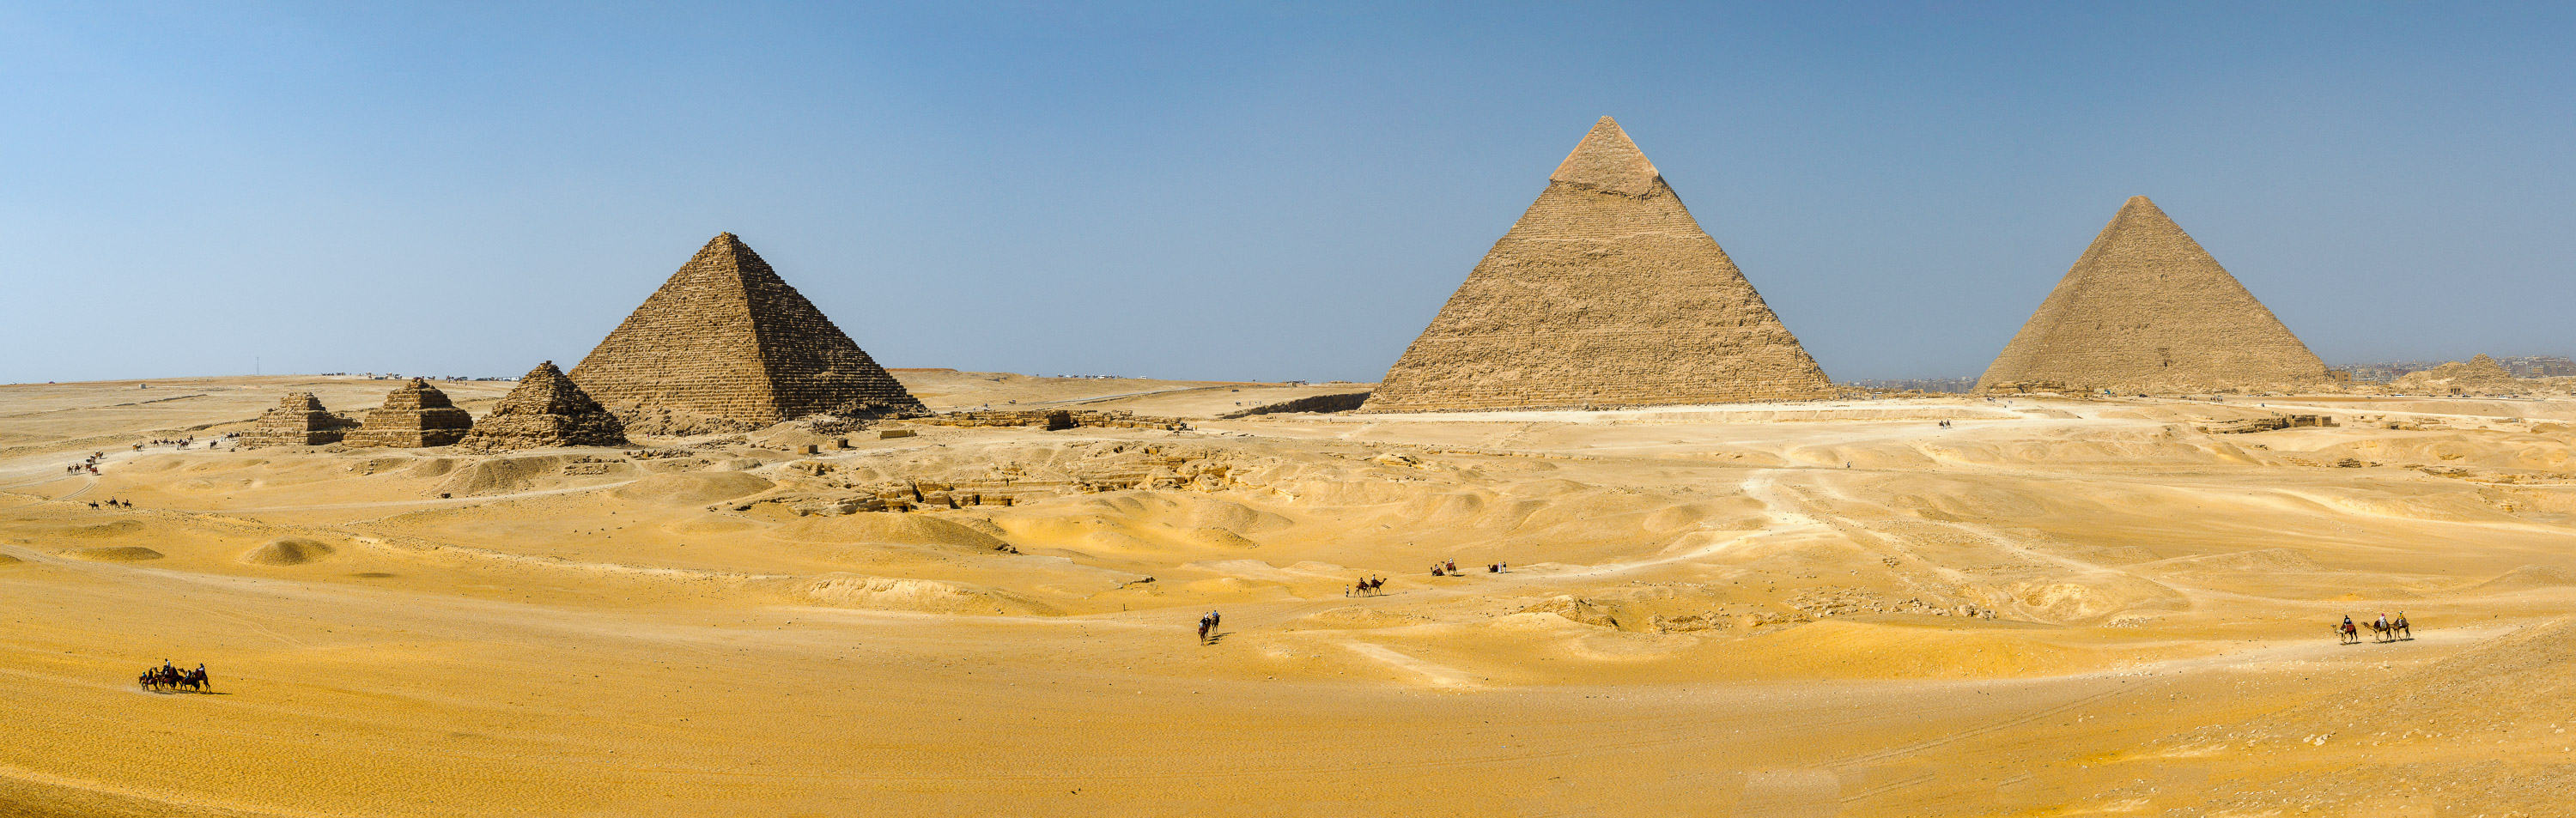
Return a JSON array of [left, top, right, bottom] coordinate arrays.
[[570, 233, 925, 427], [1218, 391, 1371, 418], [1977, 197, 2329, 396], [1362, 118, 1832, 413], [898, 409, 1187, 432]]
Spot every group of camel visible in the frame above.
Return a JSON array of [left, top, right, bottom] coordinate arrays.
[[2338, 614, 2412, 645]]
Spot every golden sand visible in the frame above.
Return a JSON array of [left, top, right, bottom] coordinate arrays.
[[4, 373, 2573, 815]]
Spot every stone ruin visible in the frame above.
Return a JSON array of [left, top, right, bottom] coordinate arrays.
[[1977, 197, 2329, 396], [2391, 354, 2520, 396], [900, 409, 1188, 432], [569, 233, 926, 433], [343, 379, 476, 448], [1361, 116, 1832, 412], [454, 361, 629, 451], [2196, 415, 2337, 434], [237, 392, 361, 447]]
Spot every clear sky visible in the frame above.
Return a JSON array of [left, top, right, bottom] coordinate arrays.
[[3, 3, 2570, 385]]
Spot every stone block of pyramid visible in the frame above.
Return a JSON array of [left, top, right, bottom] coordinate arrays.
[[239, 392, 360, 447], [457, 361, 629, 451], [345, 379, 476, 447], [1361, 117, 1832, 412], [570, 233, 926, 429], [1977, 197, 2328, 395]]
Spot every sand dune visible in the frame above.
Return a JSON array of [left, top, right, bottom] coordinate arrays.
[[5, 378, 2576, 815]]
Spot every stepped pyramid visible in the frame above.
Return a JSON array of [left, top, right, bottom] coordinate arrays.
[[344, 379, 475, 447], [571, 233, 925, 429], [1361, 117, 1831, 412], [238, 392, 359, 447], [457, 361, 629, 451], [1978, 197, 2328, 395]]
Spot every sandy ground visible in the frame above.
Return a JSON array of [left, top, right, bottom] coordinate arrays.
[[5, 376, 2574, 816]]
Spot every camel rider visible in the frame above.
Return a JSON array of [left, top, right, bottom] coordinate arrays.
[[2377, 613, 2389, 629], [2342, 615, 2353, 631]]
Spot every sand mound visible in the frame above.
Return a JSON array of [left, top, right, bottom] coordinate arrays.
[[60, 546, 163, 561], [1187, 527, 1259, 548], [0, 553, 21, 566], [796, 574, 1055, 615], [1967, 573, 2187, 624], [2468, 565, 2576, 593], [2144, 548, 2327, 573], [611, 472, 774, 506], [432, 456, 570, 497], [240, 537, 336, 566], [1292, 607, 1433, 629], [772, 513, 1008, 550], [1518, 596, 1619, 627], [49, 519, 146, 538]]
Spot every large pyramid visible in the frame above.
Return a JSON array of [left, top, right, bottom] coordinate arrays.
[[570, 233, 925, 428], [1977, 197, 2328, 395], [1360, 117, 1831, 412]]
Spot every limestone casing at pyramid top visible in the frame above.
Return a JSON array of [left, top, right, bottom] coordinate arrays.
[[1976, 196, 2329, 395], [1547, 116, 1665, 197]]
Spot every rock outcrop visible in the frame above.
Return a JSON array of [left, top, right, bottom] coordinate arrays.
[[1361, 117, 1832, 412], [570, 233, 927, 428], [343, 379, 475, 448], [237, 392, 360, 447], [455, 361, 629, 451], [1978, 197, 2329, 395]]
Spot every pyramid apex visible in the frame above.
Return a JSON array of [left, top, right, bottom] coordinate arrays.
[[1549, 117, 1662, 196]]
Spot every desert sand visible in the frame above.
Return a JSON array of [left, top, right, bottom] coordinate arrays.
[[6, 373, 2575, 816]]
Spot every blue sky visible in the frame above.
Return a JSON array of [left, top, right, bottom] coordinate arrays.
[[3, 3, 2570, 384]]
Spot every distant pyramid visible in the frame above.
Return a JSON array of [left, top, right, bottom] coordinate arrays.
[[2391, 354, 2518, 395], [1360, 117, 1831, 412], [456, 361, 629, 451], [344, 379, 475, 447], [1977, 197, 2327, 395], [570, 233, 926, 428]]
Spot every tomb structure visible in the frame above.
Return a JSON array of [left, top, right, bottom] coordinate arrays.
[[343, 379, 476, 448], [1977, 197, 2328, 395], [1362, 117, 1831, 412], [571, 233, 926, 429]]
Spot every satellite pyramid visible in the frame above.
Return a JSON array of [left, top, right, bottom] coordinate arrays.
[[344, 379, 475, 447], [456, 361, 629, 451], [238, 392, 360, 447], [570, 233, 925, 427], [1361, 117, 1831, 412], [1977, 197, 2328, 395]]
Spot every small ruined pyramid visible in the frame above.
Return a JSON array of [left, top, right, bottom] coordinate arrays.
[[2392, 354, 2518, 395], [344, 379, 475, 447], [571, 233, 926, 429], [457, 361, 628, 450], [1978, 197, 2328, 395], [238, 392, 360, 447], [1361, 117, 1831, 412]]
